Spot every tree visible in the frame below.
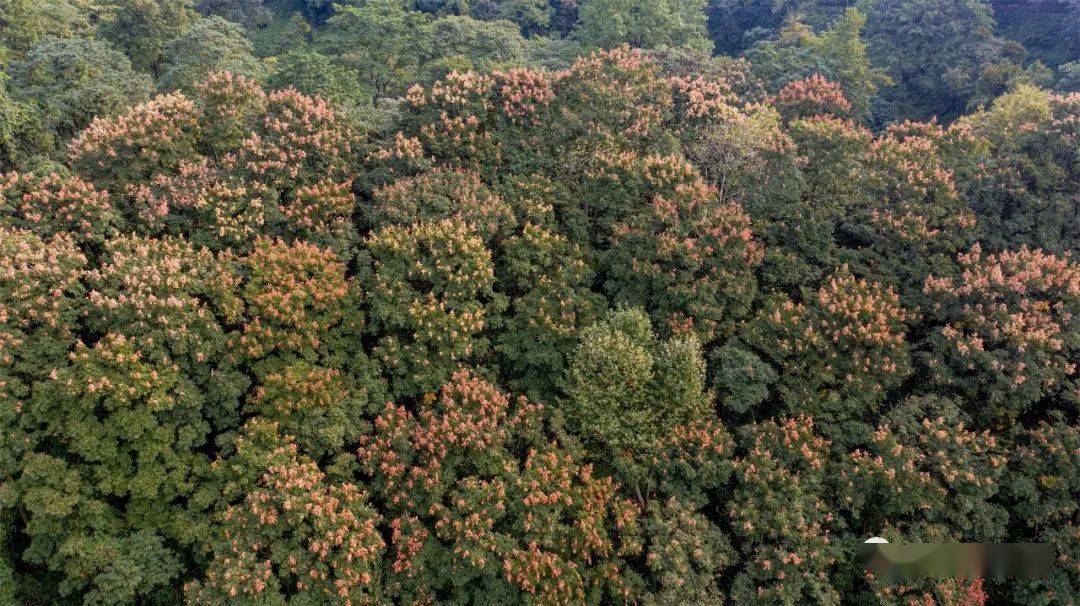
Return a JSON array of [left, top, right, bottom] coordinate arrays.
[[497, 217, 605, 401], [1057, 61, 1080, 92], [267, 50, 371, 115], [248, 11, 312, 57], [0, 0, 96, 60], [13, 236, 240, 604], [68, 91, 203, 190], [495, 0, 553, 36], [367, 168, 515, 242], [0, 172, 120, 246], [922, 244, 1079, 428], [598, 154, 763, 343], [187, 420, 385, 605], [733, 269, 912, 443], [1006, 414, 1079, 604], [669, 74, 799, 207], [576, 0, 713, 53], [727, 416, 843, 605], [232, 238, 374, 459], [842, 396, 1008, 543], [100, 0, 198, 77], [0, 79, 47, 170], [419, 15, 528, 83], [0, 227, 87, 517], [356, 371, 643, 603], [69, 73, 358, 256], [842, 398, 1002, 605], [859, 0, 1003, 120], [318, 0, 430, 103], [562, 308, 714, 485], [639, 496, 733, 604], [157, 16, 265, 93], [772, 74, 855, 121], [744, 9, 887, 120], [958, 85, 1079, 254], [846, 118, 981, 304], [9, 37, 152, 147], [194, 0, 272, 28], [3, 8, 1079, 601], [364, 218, 504, 398]]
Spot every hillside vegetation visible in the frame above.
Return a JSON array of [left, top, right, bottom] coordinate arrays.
[[0, 1, 1078, 605]]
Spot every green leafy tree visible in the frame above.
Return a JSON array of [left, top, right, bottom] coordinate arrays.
[[1006, 414, 1079, 604], [9, 37, 152, 148], [560, 312, 738, 604], [859, 0, 1003, 119], [1057, 60, 1080, 92], [958, 85, 1079, 254], [100, 0, 198, 77], [497, 219, 605, 401], [267, 50, 371, 115], [419, 15, 528, 83], [670, 74, 799, 209], [0, 78, 42, 169], [562, 308, 714, 484], [248, 11, 312, 57], [318, 0, 430, 103], [744, 9, 887, 120], [157, 16, 265, 93], [0, 0, 96, 60], [495, 0, 553, 35], [194, 0, 272, 28], [576, 0, 713, 52]]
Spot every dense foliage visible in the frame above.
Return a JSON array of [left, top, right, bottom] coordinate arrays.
[[0, 1, 1078, 605]]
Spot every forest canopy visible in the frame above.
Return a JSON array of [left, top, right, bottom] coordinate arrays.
[[0, 1, 1078, 605]]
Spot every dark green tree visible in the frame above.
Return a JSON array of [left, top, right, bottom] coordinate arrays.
[[195, 0, 272, 28], [268, 50, 370, 115], [317, 0, 430, 103], [9, 37, 152, 148], [744, 8, 888, 119], [859, 0, 1004, 119], [420, 15, 527, 83], [958, 84, 1079, 254], [157, 16, 265, 92], [100, 0, 198, 77], [576, 0, 713, 52]]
